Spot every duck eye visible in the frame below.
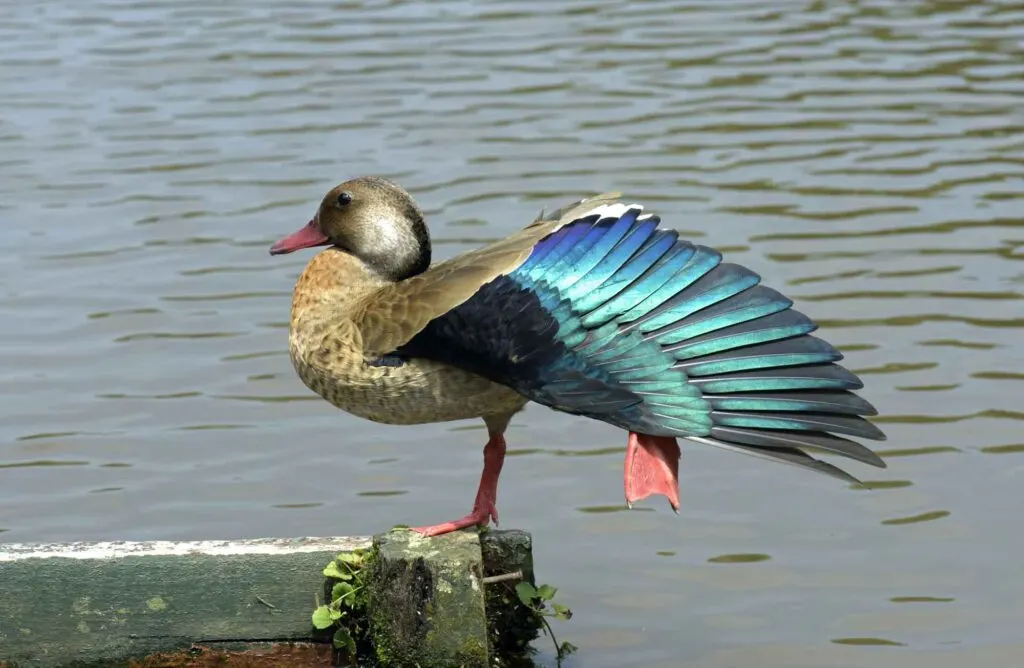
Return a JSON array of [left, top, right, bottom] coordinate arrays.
[[336, 192, 352, 207]]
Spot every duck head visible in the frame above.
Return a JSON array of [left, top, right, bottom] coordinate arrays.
[[270, 176, 431, 281]]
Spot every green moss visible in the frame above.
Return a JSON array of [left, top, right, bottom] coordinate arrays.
[[455, 636, 489, 665], [421, 566, 489, 665], [145, 596, 168, 612], [367, 571, 397, 667]]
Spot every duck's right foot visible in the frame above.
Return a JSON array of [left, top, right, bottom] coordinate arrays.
[[410, 500, 499, 537], [411, 430, 505, 537]]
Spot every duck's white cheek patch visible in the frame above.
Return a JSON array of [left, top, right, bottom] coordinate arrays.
[[372, 215, 403, 248]]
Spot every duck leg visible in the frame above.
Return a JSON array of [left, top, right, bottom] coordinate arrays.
[[624, 432, 681, 511], [412, 429, 506, 537]]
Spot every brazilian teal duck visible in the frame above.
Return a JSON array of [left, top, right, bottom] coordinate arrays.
[[270, 176, 886, 536]]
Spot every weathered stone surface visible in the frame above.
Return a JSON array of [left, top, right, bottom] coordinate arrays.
[[0, 530, 539, 668], [367, 530, 488, 668], [0, 537, 370, 668], [481, 530, 542, 655]]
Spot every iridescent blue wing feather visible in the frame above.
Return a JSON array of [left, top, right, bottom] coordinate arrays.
[[397, 202, 886, 482]]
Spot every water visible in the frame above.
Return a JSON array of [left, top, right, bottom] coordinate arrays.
[[2, 0, 1022, 665]]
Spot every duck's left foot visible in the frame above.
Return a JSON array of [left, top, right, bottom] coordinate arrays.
[[411, 431, 506, 538], [624, 432, 681, 511]]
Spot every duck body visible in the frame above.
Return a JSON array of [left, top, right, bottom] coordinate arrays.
[[272, 176, 886, 536], [288, 249, 527, 426]]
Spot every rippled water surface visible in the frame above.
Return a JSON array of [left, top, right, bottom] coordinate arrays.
[[2, 0, 1023, 665]]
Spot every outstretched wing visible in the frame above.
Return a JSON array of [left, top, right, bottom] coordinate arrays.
[[393, 201, 887, 482]]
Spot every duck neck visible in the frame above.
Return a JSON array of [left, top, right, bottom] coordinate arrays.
[[289, 249, 385, 323]]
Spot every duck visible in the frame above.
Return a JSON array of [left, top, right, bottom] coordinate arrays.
[[270, 176, 886, 536]]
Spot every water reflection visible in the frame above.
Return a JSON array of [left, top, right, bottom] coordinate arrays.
[[881, 510, 951, 525], [831, 637, 906, 647], [707, 553, 771, 564]]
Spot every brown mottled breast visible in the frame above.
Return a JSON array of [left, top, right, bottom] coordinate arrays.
[[287, 249, 527, 426]]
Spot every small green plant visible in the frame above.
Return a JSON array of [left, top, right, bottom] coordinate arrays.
[[311, 549, 370, 660], [514, 581, 577, 666]]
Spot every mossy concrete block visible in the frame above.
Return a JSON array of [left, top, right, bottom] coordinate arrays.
[[368, 530, 488, 668], [0, 537, 370, 668]]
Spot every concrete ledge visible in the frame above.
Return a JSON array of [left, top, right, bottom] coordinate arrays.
[[0, 531, 539, 668], [0, 537, 370, 667]]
